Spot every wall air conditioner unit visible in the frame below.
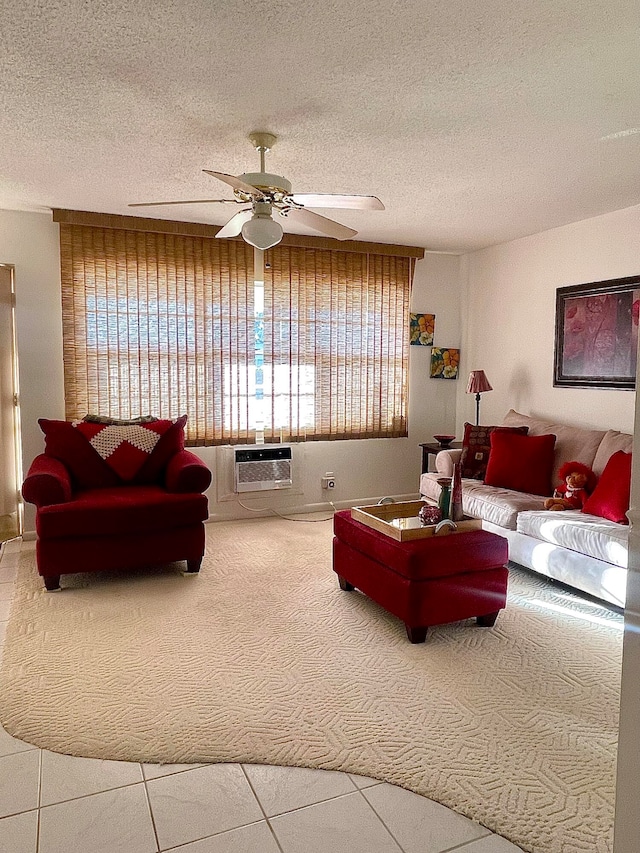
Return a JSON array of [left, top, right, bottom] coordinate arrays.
[[234, 446, 293, 493]]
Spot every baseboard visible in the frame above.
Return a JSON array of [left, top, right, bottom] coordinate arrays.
[[206, 492, 420, 522]]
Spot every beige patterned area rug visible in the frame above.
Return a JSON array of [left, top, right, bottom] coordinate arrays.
[[0, 516, 622, 853]]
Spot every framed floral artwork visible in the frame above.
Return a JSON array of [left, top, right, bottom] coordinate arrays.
[[410, 313, 435, 346], [430, 347, 460, 379], [554, 275, 640, 389]]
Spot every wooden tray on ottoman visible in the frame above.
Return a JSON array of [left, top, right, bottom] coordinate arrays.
[[351, 500, 481, 542]]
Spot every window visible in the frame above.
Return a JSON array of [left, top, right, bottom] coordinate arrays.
[[57, 214, 417, 445], [263, 246, 412, 441]]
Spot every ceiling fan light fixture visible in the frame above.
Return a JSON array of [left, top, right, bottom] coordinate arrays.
[[241, 210, 283, 250]]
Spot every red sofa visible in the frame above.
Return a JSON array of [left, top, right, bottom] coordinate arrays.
[[21, 416, 211, 590]]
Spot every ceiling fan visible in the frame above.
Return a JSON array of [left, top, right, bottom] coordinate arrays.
[[129, 131, 385, 249]]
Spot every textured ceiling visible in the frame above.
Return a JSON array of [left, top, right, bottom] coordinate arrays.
[[1, 0, 639, 251]]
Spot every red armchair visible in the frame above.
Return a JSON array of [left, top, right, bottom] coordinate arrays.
[[22, 416, 211, 590]]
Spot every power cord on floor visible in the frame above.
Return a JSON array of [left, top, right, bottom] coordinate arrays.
[[237, 499, 337, 522]]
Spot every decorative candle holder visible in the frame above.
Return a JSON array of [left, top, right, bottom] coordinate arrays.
[[418, 504, 442, 526]]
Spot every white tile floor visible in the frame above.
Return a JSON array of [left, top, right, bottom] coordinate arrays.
[[0, 538, 523, 853]]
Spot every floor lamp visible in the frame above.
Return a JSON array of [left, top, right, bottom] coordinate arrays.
[[466, 370, 493, 425]]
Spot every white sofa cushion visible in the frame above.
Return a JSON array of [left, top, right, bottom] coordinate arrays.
[[516, 509, 628, 568], [592, 430, 634, 476], [420, 473, 545, 530]]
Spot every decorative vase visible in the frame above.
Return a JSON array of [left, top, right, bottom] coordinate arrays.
[[451, 462, 464, 521], [436, 477, 452, 520]]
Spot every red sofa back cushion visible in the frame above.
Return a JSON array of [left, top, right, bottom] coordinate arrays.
[[38, 416, 187, 489], [484, 431, 557, 496]]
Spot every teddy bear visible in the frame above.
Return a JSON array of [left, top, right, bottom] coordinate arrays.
[[543, 461, 597, 511]]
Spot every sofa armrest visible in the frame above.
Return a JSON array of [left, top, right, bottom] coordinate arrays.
[[21, 454, 73, 507], [435, 448, 463, 477], [165, 450, 212, 494]]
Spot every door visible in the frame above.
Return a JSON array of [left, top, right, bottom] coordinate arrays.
[[0, 265, 21, 542]]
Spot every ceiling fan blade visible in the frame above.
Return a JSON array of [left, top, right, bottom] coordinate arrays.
[[215, 209, 253, 239], [129, 198, 239, 208], [279, 207, 357, 240], [289, 193, 385, 211], [203, 170, 265, 199]]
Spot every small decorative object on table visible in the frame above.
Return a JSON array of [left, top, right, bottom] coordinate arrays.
[[433, 433, 456, 447], [450, 462, 464, 521], [437, 477, 452, 519], [418, 504, 442, 526]]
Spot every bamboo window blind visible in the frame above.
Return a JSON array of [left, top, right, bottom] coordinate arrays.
[[265, 247, 412, 442], [59, 218, 415, 445]]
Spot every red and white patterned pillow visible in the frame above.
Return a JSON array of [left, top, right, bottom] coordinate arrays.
[[38, 416, 188, 488], [74, 420, 176, 481]]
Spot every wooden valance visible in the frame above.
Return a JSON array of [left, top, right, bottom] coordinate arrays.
[[52, 209, 425, 259]]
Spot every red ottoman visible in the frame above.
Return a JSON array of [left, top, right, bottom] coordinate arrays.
[[333, 509, 509, 643]]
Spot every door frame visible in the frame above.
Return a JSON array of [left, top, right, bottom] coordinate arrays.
[[0, 264, 23, 539]]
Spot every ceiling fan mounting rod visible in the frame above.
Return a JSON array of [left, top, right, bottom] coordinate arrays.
[[248, 131, 277, 174]]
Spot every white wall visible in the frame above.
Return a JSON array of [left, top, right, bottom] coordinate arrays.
[[460, 204, 640, 434], [409, 253, 462, 441], [0, 210, 64, 532], [2, 209, 462, 530], [0, 267, 17, 517]]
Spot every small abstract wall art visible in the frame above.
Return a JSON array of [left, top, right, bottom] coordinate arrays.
[[430, 347, 460, 379], [410, 313, 435, 346]]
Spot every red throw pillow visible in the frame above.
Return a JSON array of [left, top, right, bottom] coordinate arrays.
[[38, 419, 120, 490], [484, 431, 556, 496], [132, 415, 187, 484], [582, 451, 632, 524], [39, 416, 188, 488], [460, 422, 529, 479]]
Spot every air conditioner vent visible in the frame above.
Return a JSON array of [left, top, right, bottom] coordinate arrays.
[[234, 446, 292, 493]]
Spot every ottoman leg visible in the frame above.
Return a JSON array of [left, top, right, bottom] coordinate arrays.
[[338, 575, 354, 591], [477, 611, 500, 627], [405, 624, 428, 644]]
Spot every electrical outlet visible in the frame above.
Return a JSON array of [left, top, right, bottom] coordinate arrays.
[[321, 472, 336, 489]]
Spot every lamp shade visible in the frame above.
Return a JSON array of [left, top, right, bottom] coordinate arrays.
[[466, 370, 493, 394], [241, 214, 283, 250]]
